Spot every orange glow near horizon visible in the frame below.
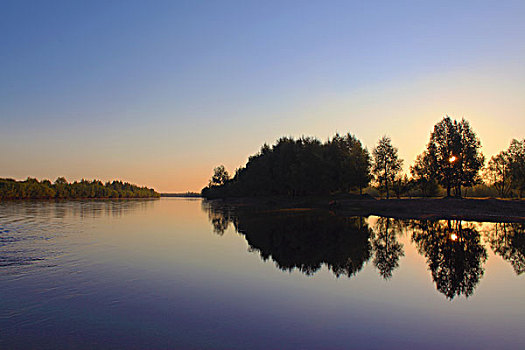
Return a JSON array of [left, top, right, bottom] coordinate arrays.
[[1, 66, 524, 193]]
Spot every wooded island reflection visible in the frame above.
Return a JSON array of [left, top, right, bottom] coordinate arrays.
[[203, 201, 524, 300]]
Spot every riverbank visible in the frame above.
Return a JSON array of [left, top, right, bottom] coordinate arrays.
[[204, 196, 525, 223]]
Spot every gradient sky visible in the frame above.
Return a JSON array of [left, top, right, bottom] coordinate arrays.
[[2, 0, 524, 192]]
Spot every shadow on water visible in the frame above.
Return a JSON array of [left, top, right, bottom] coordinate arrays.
[[203, 200, 524, 300]]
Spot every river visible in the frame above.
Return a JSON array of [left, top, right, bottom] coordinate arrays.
[[0, 198, 523, 349]]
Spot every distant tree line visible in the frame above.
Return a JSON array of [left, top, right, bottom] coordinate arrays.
[[161, 192, 201, 197], [0, 177, 160, 200], [203, 116, 525, 199]]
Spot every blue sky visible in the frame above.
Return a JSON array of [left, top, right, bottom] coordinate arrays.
[[1, 1, 524, 191]]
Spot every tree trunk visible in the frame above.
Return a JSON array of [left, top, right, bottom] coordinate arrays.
[[385, 167, 389, 199]]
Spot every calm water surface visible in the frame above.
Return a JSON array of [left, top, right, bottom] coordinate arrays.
[[0, 198, 523, 349]]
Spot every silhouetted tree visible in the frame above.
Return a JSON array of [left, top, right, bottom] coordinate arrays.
[[372, 136, 403, 199], [392, 174, 412, 199], [507, 139, 525, 198], [485, 151, 512, 197], [410, 151, 439, 197], [54, 177, 68, 185], [324, 133, 372, 194], [417, 116, 484, 197], [209, 165, 230, 187]]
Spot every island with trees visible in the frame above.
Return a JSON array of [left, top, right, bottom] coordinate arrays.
[[0, 177, 160, 200], [202, 116, 525, 222]]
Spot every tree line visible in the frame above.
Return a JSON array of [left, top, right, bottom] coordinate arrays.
[[202, 133, 370, 198], [0, 177, 160, 200], [203, 116, 525, 199]]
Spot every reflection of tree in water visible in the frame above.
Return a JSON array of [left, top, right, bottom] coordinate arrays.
[[202, 202, 236, 235], [237, 212, 372, 277], [204, 202, 372, 278], [207, 209, 231, 236], [371, 217, 404, 279], [485, 223, 525, 275], [410, 220, 487, 299]]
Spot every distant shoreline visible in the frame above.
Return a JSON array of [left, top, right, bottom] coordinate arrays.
[[204, 196, 525, 223], [0, 177, 160, 200], [0, 197, 160, 202], [161, 193, 202, 198]]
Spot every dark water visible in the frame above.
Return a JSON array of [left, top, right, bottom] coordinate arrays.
[[0, 198, 523, 349]]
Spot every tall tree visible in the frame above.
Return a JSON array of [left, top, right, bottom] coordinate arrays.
[[209, 165, 230, 187], [345, 134, 372, 194], [485, 151, 512, 197], [325, 133, 371, 194], [507, 139, 525, 198], [418, 116, 484, 197], [410, 151, 439, 196], [372, 136, 403, 199]]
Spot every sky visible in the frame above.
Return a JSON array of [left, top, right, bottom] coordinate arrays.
[[1, 0, 524, 192]]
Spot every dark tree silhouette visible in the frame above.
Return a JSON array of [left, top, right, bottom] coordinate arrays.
[[410, 151, 439, 197], [202, 133, 371, 198], [209, 165, 230, 187], [485, 151, 512, 197], [416, 116, 484, 197], [507, 139, 525, 198], [391, 174, 412, 199], [325, 133, 372, 194], [372, 136, 403, 199], [410, 219, 487, 299]]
